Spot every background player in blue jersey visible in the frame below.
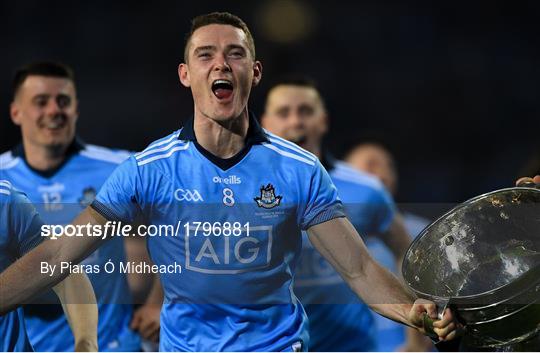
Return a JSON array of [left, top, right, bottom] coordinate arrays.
[[345, 141, 431, 248], [0, 12, 459, 351], [0, 180, 98, 351], [345, 141, 433, 351], [1, 61, 160, 351], [261, 76, 431, 351]]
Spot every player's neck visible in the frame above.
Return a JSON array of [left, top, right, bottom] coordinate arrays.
[[22, 139, 69, 172], [193, 110, 249, 159]]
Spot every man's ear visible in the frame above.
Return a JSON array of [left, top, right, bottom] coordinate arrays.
[[179, 63, 190, 87], [10, 102, 22, 126], [252, 61, 263, 87]]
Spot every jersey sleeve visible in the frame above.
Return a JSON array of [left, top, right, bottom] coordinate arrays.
[[298, 161, 346, 230], [8, 189, 45, 257], [91, 156, 142, 223]]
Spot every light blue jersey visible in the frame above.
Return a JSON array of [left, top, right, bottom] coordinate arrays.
[[0, 180, 43, 352], [367, 211, 430, 351], [0, 141, 140, 351], [92, 114, 345, 351], [294, 159, 396, 351]]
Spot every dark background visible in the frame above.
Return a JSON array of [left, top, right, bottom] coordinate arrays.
[[2, 1, 539, 205]]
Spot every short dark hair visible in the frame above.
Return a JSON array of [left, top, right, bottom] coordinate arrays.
[[267, 74, 319, 92], [266, 74, 325, 108], [184, 12, 256, 62], [13, 61, 75, 98]]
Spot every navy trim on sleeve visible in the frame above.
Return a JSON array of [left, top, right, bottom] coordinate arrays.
[[90, 200, 128, 223], [303, 203, 347, 230]]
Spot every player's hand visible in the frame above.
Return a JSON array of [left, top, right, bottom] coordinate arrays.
[[131, 303, 161, 343], [408, 298, 461, 341], [516, 176, 540, 188], [74, 337, 98, 352]]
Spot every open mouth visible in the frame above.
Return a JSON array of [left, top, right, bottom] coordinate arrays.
[[41, 115, 67, 131], [212, 79, 234, 100], [44, 121, 65, 130]]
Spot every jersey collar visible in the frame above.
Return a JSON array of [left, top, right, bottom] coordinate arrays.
[[178, 112, 269, 145], [12, 137, 85, 179], [178, 112, 269, 171]]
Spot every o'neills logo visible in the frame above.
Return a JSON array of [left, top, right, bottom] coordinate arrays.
[[254, 184, 282, 209], [212, 175, 242, 185]]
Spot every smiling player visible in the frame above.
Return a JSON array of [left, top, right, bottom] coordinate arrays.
[[1, 62, 150, 351], [0, 12, 458, 351]]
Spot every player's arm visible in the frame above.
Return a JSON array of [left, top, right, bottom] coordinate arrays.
[[0, 206, 108, 315], [307, 216, 458, 341], [53, 273, 98, 351]]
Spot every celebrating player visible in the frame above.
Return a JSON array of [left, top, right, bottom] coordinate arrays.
[[0, 180, 98, 351], [0, 12, 458, 351], [261, 76, 431, 351], [0, 61, 159, 350]]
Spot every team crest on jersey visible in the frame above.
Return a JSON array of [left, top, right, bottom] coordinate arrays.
[[254, 184, 282, 209], [79, 187, 96, 207]]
